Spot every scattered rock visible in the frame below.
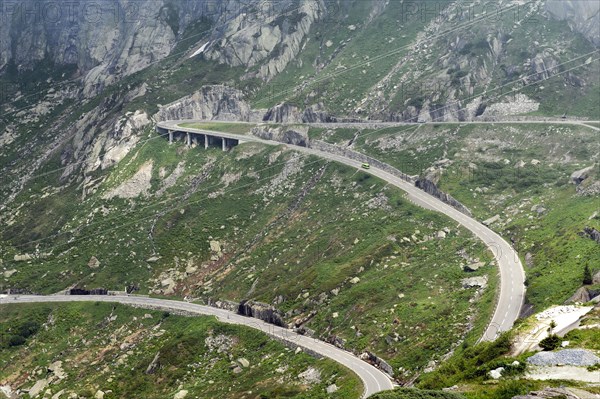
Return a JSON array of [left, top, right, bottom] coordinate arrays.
[[205, 334, 233, 354], [94, 391, 105, 399], [464, 261, 485, 272], [173, 390, 188, 399], [326, 384, 339, 394], [145, 351, 160, 374], [298, 367, 321, 385], [3, 269, 17, 278], [350, 277, 360, 284], [489, 367, 504, 379], [582, 226, 600, 244], [237, 358, 249, 368], [160, 278, 176, 294], [525, 252, 534, 267], [531, 204, 546, 215], [462, 276, 488, 289], [48, 361, 66, 379], [13, 253, 33, 262], [28, 379, 48, 398], [209, 240, 222, 253], [483, 214, 500, 226], [88, 256, 101, 269]]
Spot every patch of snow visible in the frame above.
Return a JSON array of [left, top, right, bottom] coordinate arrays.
[[190, 41, 210, 58]]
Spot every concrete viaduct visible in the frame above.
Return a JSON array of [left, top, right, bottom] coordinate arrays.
[[156, 121, 245, 151]]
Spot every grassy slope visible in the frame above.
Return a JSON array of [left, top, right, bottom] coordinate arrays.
[[0, 302, 361, 398], [0, 132, 498, 378], [310, 122, 600, 311]]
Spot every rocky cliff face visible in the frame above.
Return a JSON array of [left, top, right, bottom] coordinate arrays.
[[415, 178, 472, 217], [238, 300, 287, 327], [154, 85, 260, 122], [0, 1, 215, 97], [262, 102, 335, 123], [205, 0, 325, 81], [546, 0, 600, 46]]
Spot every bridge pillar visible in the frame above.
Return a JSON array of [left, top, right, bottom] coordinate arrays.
[[222, 138, 227, 151], [168, 130, 173, 144], [186, 132, 191, 147], [204, 134, 208, 149]]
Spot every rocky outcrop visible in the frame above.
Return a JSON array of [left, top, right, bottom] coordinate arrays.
[[238, 300, 287, 327], [570, 166, 594, 185], [262, 103, 302, 123], [263, 103, 336, 123], [102, 161, 153, 199], [546, 0, 600, 46], [582, 226, 600, 244], [98, 111, 150, 170], [415, 178, 472, 216], [145, 351, 161, 374], [155, 85, 259, 122], [566, 286, 600, 304], [205, 0, 324, 81], [251, 125, 311, 147], [565, 287, 592, 304]]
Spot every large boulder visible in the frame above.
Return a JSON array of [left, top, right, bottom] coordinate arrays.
[[570, 166, 594, 185], [582, 226, 600, 244]]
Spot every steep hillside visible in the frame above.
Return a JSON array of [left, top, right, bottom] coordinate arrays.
[[0, 129, 499, 378], [310, 121, 600, 311], [0, 302, 361, 398], [0, 0, 598, 395]]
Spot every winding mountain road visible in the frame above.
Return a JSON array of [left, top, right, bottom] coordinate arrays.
[[157, 120, 526, 341], [0, 120, 533, 398], [0, 294, 394, 398]]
